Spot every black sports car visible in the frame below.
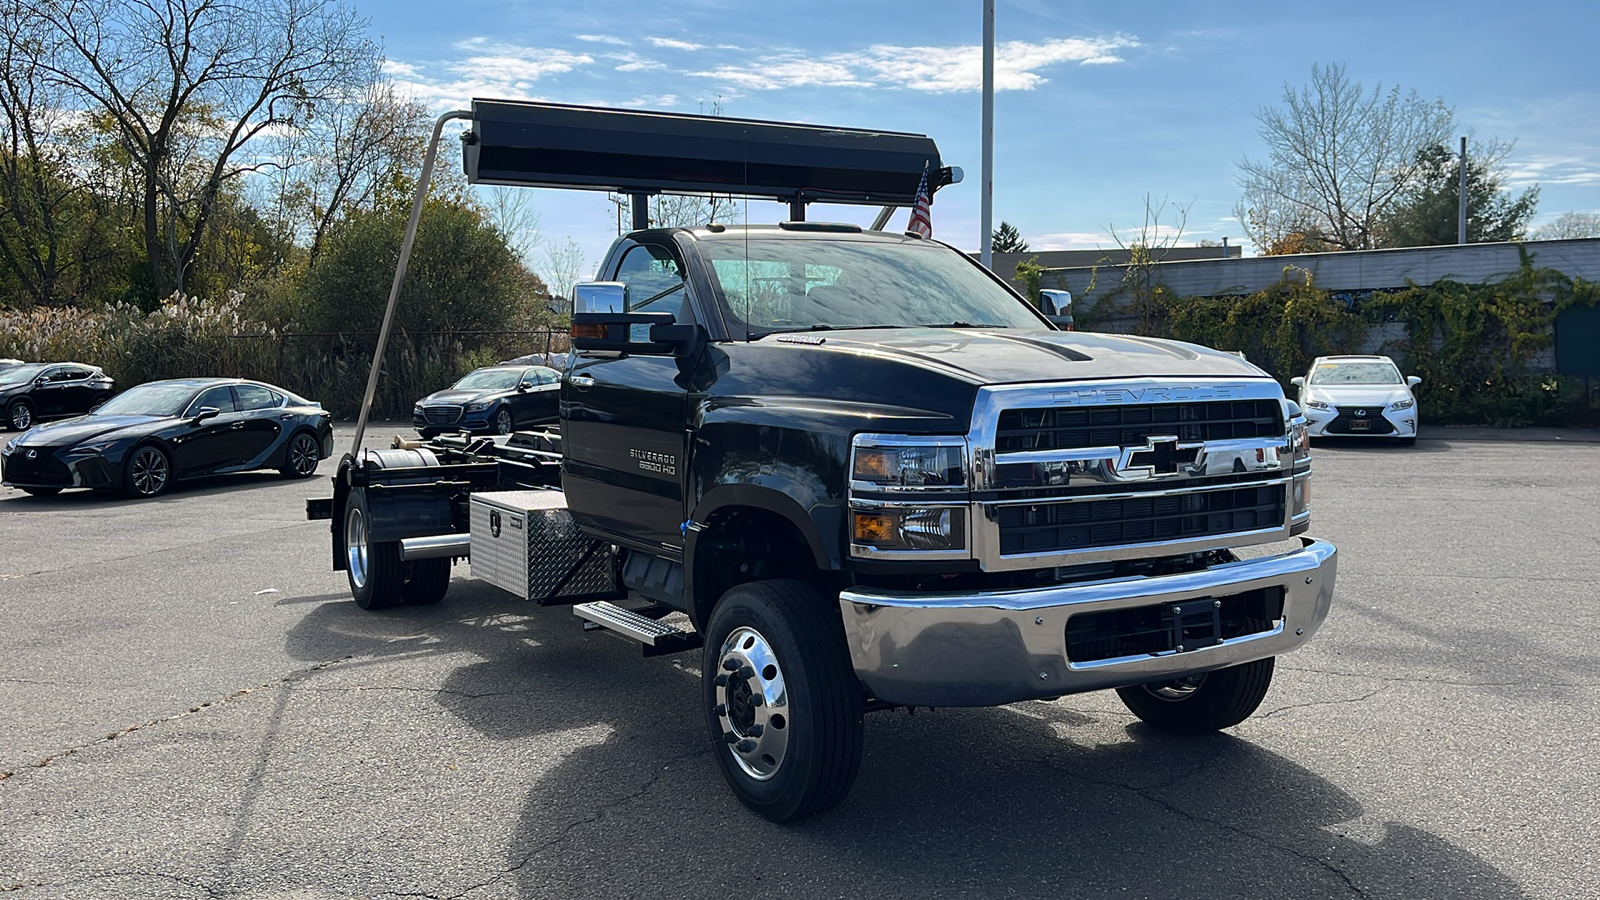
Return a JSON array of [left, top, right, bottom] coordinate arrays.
[[413, 365, 561, 437], [1, 362, 116, 431], [2, 378, 332, 498]]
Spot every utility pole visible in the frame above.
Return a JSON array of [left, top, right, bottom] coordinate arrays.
[[1458, 136, 1468, 244], [979, 0, 994, 270]]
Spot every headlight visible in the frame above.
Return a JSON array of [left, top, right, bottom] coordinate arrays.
[[465, 400, 490, 413], [66, 441, 117, 456], [851, 437, 967, 490], [1304, 400, 1330, 410], [853, 506, 967, 552], [413, 403, 424, 414], [1389, 398, 1415, 410]]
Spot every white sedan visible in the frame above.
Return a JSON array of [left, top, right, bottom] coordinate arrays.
[[1291, 355, 1422, 444]]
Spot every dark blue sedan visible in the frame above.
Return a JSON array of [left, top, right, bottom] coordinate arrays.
[[413, 365, 560, 437], [2, 378, 333, 498]]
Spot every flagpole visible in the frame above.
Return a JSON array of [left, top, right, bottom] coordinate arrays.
[[980, 0, 994, 270]]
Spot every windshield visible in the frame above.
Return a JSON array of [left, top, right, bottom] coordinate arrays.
[[1308, 361, 1403, 385], [93, 383, 198, 417], [452, 368, 522, 392], [0, 364, 45, 385], [702, 237, 1045, 334]]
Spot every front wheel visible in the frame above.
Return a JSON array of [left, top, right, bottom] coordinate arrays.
[[1116, 657, 1275, 735], [123, 445, 171, 498], [494, 407, 514, 435], [703, 580, 864, 822]]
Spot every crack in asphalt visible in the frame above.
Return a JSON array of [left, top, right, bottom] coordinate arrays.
[[0, 520, 308, 580], [420, 746, 712, 900], [1026, 752, 1373, 899], [0, 656, 353, 783], [1261, 685, 1390, 719], [1277, 665, 1589, 688]]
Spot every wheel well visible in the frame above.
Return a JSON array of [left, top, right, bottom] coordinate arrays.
[[690, 506, 830, 628]]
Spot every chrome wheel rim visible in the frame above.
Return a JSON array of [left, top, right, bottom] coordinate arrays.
[[129, 447, 168, 496], [290, 435, 318, 475], [714, 626, 791, 781], [1145, 673, 1207, 701], [495, 409, 513, 434], [9, 404, 29, 430], [346, 505, 368, 589]]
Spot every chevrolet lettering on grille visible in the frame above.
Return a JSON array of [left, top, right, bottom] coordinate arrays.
[[1109, 435, 1204, 482]]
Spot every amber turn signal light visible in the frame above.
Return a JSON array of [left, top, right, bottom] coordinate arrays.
[[571, 323, 608, 340]]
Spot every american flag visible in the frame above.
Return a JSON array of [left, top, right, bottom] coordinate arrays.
[[906, 161, 933, 238]]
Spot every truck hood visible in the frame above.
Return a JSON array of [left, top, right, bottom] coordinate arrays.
[[767, 327, 1266, 385]]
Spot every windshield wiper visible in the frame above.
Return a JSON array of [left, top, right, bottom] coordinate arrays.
[[927, 321, 1006, 328]]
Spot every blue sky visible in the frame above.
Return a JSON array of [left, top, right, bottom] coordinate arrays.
[[364, 0, 1600, 277]]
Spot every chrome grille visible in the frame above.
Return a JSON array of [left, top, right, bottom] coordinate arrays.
[[996, 400, 1283, 453], [423, 405, 463, 426], [995, 484, 1285, 555]]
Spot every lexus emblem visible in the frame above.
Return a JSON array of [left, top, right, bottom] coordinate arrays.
[[1111, 435, 1204, 482], [1353, 409, 1368, 417], [24, 449, 36, 459]]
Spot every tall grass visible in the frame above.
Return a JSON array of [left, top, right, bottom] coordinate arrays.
[[0, 292, 568, 418]]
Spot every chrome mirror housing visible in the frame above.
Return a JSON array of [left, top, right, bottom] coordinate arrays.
[[573, 281, 626, 315]]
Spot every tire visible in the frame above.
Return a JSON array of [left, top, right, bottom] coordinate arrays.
[[7, 400, 32, 431], [494, 407, 514, 435], [344, 487, 403, 610], [702, 580, 864, 822], [403, 558, 451, 605], [279, 431, 322, 478], [22, 487, 61, 497], [344, 487, 450, 610], [123, 444, 172, 498], [1116, 656, 1276, 735]]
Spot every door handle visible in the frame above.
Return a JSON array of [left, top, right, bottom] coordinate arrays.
[[279, 413, 294, 420], [231, 421, 245, 430], [567, 374, 595, 387]]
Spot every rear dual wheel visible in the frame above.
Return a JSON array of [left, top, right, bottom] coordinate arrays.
[[344, 487, 450, 610]]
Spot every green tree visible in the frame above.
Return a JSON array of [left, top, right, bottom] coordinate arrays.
[[992, 220, 1029, 253], [1379, 141, 1538, 247], [302, 199, 550, 336]]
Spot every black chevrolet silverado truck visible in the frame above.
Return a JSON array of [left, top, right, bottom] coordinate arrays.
[[310, 100, 1337, 822]]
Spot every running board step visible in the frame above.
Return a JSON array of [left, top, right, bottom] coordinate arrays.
[[573, 601, 703, 657]]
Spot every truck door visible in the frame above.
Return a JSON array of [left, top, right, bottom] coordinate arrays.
[[562, 240, 693, 552]]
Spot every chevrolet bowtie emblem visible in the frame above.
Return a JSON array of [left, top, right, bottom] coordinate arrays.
[[1110, 435, 1204, 481]]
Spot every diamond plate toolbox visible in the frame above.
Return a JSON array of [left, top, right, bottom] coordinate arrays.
[[469, 490, 617, 603]]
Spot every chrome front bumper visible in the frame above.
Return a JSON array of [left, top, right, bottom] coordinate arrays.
[[838, 537, 1337, 707]]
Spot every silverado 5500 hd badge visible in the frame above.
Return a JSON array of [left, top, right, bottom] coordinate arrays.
[[630, 448, 677, 476]]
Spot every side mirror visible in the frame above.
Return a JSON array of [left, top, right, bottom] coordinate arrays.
[[573, 281, 626, 315], [1289, 376, 1305, 388], [572, 311, 702, 358], [1407, 376, 1422, 387], [516, 383, 531, 392], [1038, 289, 1073, 330], [35, 376, 48, 386], [191, 406, 220, 424]]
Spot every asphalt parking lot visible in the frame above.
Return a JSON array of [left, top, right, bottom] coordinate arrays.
[[2, 425, 1597, 899]]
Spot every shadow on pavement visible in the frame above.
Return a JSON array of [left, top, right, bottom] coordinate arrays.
[[281, 580, 1529, 900]]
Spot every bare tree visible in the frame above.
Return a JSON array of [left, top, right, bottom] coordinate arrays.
[[0, 12, 76, 305], [1532, 211, 1600, 241], [1236, 63, 1454, 252], [479, 183, 543, 266], [23, 0, 378, 297], [539, 237, 588, 311], [1108, 195, 1187, 335]]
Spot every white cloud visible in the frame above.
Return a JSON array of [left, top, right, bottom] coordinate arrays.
[[1032, 231, 1115, 250], [648, 37, 706, 51], [576, 34, 628, 45], [616, 95, 680, 108], [690, 35, 1139, 93], [385, 43, 594, 109], [611, 53, 667, 73], [1505, 155, 1600, 186]]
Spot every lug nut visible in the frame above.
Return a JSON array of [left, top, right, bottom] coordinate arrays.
[[722, 658, 740, 672], [746, 724, 764, 737], [714, 674, 729, 687], [735, 739, 758, 753], [713, 703, 726, 716]]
